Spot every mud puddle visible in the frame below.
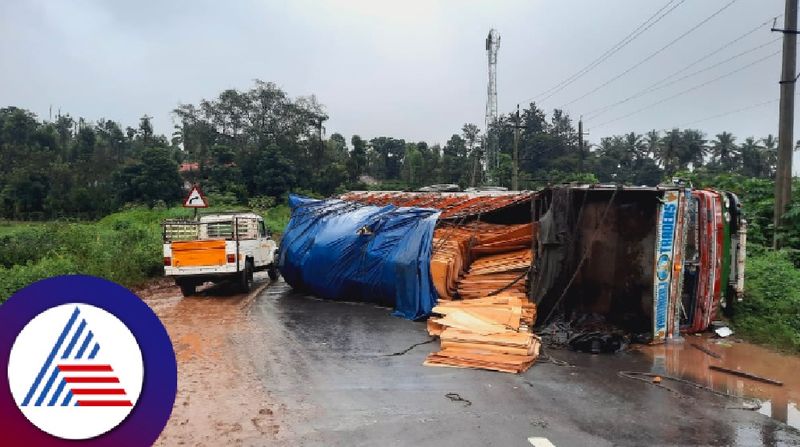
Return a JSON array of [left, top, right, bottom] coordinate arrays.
[[636, 334, 800, 429], [138, 274, 285, 446]]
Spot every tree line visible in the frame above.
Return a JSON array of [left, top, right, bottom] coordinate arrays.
[[0, 80, 784, 220]]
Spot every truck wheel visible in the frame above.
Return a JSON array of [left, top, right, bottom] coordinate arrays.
[[268, 265, 280, 281], [178, 281, 195, 297], [240, 261, 254, 293]]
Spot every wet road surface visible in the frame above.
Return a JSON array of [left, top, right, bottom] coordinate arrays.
[[146, 278, 800, 446]]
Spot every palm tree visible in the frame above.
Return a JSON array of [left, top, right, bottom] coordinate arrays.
[[739, 137, 764, 178], [645, 129, 660, 159], [710, 132, 739, 172], [680, 129, 707, 170], [658, 129, 683, 175], [762, 134, 778, 177], [623, 132, 646, 161]]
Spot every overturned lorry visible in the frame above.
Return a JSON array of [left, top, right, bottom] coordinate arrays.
[[530, 185, 745, 343], [278, 184, 745, 344]]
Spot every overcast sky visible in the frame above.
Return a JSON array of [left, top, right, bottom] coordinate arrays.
[[2, 0, 796, 167]]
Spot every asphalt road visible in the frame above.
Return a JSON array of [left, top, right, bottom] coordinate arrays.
[[233, 280, 800, 447]]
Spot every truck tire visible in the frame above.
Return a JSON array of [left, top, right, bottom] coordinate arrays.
[[268, 265, 280, 281], [178, 280, 195, 297], [240, 261, 254, 293]]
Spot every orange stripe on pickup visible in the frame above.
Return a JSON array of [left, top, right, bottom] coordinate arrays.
[[170, 240, 227, 267]]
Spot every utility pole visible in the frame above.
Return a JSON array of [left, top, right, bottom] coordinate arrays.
[[506, 104, 529, 190], [578, 118, 585, 173], [773, 0, 799, 248], [513, 104, 520, 190], [485, 29, 501, 183]]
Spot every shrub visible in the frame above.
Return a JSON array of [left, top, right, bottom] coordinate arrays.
[[734, 248, 800, 352], [0, 256, 80, 301]]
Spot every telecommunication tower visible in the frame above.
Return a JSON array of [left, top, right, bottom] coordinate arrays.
[[485, 29, 501, 175]]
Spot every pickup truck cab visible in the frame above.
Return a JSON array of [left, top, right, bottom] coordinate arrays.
[[162, 212, 279, 296]]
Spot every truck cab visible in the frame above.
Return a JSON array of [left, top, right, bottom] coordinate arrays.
[[162, 212, 279, 296]]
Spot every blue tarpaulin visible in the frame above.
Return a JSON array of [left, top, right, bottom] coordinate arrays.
[[278, 195, 440, 320]]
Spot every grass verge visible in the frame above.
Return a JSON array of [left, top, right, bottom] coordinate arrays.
[[733, 246, 800, 353]]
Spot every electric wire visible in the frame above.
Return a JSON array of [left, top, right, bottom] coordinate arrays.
[[560, 0, 740, 109], [677, 94, 800, 128], [592, 49, 780, 129], [586, 35, 781, 119], [523, 0, 684, 105]]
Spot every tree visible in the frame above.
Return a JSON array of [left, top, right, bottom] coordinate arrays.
[[710, 132, 739, 172], [658, 129, 683, 176], [114, 147, 182, 206], [401, 144, 424, 189], [679, 129, 706, 170], [644, 129, 660, 159], [762, 134, 778, 178], [461, 123, 481, 186], [741, 137, 766, 178], [347, 135, 367, 182], [442, 134, 468, 185], [369, 137, 406, 180]]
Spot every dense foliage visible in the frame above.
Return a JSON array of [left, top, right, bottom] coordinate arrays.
[[0, 81, 785, 221], [2, 81, 799, 351]]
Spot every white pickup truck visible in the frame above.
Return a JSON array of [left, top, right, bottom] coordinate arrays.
[[162, 212, 279, 296]]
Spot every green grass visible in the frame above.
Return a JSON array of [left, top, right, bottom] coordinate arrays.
[[733, 246, 800, 353], [0, 205, 292, 302], [0, 221, 45, 237]]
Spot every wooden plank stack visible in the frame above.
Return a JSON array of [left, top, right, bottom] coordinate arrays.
[[425, 222, 540, 374], [424, 295, 540, 373]]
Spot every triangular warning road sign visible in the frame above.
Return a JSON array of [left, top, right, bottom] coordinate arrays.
[[183, 186, 208, 208]]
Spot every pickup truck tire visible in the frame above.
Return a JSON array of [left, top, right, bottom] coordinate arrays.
[[268, 265, 280, 281], [240, 261, 254, 293], [178, 280, 195, 297]]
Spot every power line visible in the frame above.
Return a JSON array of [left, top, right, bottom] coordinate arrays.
[[585, 15, 782, 119], [522, 0, 684, 105], [591, 49, 781, 129], [678, 96, 781, 127], [561, 0, 740, 109], [586, 37, 781, 119]]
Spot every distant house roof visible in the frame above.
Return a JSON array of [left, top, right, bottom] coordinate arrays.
[[179, 162, 199, 173]]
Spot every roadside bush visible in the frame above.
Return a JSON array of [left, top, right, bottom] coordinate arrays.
[[734, 248, 800, 353], [0, 225, 59, 267], [248, 195, 276, 212], [263, 204, 291, 237], [0, 256, 80, 302]]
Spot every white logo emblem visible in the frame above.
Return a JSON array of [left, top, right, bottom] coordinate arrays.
[[7, 304, 144, 440]]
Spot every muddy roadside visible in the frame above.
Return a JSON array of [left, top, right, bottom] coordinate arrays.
[[137, 274, 286, 447]]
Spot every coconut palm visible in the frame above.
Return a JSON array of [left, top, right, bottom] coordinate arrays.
[[761, 134, 778, 177], [644, 129, 660, 159], [740, 137, 764, 178], [710, 132, 739, 172], [679, 129, 707, 170], [658, 129, 683, 175]]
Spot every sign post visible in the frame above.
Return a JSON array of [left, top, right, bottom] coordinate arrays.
[[182, 185, 208, 220]]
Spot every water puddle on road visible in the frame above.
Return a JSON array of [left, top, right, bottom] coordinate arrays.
[[635, 334, 800, 430]]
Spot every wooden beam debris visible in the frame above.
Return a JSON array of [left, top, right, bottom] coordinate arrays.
[[425, 222, 539, 374], [709, 365, 784, 386]]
